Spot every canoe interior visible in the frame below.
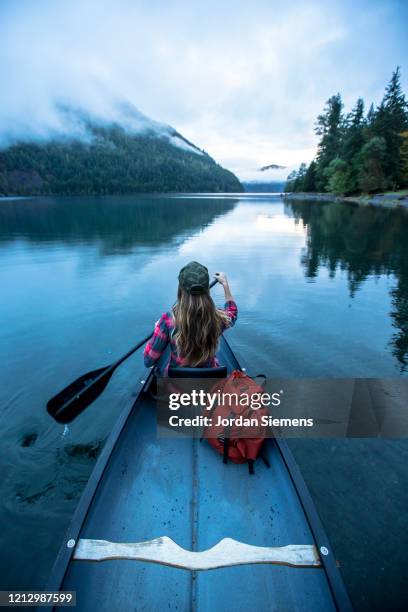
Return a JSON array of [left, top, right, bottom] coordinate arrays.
[[58, 338, 339, 611]]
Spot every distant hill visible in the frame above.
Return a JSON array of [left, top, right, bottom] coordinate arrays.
[[0, 108, 243, 196], [243, 181, 285, 193]]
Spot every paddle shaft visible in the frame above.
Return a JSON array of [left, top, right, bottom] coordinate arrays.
[[111, 333, 152, 371]]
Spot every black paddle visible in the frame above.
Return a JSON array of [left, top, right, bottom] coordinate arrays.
[[47, 278, 219, 424], [46, 334, 152, 424]]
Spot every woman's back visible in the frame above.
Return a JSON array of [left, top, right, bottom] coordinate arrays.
[[144, 262, 237, 373]]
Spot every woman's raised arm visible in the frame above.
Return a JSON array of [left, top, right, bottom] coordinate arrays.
[[215, 272, 234, 302]]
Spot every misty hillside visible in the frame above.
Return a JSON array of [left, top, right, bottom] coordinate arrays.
[[243, 181, 285, 192], [0, 111, 243, 196]]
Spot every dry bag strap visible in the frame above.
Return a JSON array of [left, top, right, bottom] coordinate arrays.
[[223, 437, 230, 464]]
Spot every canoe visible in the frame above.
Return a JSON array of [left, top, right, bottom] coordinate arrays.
[[46, 336, 352, 611]]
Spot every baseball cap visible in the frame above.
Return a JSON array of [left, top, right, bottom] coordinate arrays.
[[178, 261, 210, 295]]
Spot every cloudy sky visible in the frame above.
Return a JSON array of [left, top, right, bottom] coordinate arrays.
[[1, 0, 407, 180]]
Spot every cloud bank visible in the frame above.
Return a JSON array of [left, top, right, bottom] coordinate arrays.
[[0, 0, 407, 178]]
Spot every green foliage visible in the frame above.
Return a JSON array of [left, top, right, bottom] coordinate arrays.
[[286, 67, 408, 195], [401, 131, 408, 186], [356, 137, 388, 193], [302, 161, 317, 192], [314, 93, 344, 191], [371, 67, 408, 189], [340, 98, 365, 193], [0, 124, 243, 196], [324, 157, 349, 195], [284, 169, 298, 192], [285, 161, 317, 193], [293, 163, 307, 191]]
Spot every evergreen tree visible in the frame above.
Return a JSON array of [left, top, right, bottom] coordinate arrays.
[[314, 94, 344, 191], [303, 161, 317, 192], [284, 169, 298, 192], [366, 103, 376, 127], [372, 67, 408, 189], [293, 162, 307, 191], [341, 98, 365, 193]]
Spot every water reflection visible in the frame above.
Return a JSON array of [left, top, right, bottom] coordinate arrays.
[[0, 195, 237, 253], [285, 198, 408, 371], [0, 194, 406, 609], [0, 194, 241, 591]]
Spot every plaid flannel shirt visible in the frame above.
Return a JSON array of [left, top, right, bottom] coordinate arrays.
[[144, 300, 238, 370]]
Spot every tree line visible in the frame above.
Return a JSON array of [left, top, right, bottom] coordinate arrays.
[[285, 67, 408, 195]]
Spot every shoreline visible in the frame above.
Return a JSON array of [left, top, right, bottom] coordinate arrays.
[[2, 190, 408, 210], [283, 191, 408, 210]]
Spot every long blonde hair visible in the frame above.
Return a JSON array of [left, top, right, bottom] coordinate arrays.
[[172, 287, 230, 366]]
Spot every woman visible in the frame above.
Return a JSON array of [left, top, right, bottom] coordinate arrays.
[[144, 261, 237, 373]]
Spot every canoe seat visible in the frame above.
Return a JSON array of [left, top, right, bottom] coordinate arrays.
[[168, 366, 227, 379], [72, 536, 322, 569]]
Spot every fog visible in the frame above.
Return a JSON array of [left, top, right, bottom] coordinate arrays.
[[1, 0, 407, 178]]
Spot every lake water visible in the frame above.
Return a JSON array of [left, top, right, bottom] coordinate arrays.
[[0, 194, 407, 610]]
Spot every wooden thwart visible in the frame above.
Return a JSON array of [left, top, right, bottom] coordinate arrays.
[[73, 536, 322, 570]]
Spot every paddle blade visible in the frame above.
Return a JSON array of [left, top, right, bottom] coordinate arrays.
[[47, 366, 114, 424]]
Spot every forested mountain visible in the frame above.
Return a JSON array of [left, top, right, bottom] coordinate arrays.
[[286, 68, 408, 195], [0, 112, 243, 196]]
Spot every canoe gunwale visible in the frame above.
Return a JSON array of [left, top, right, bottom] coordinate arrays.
[[274, 437, 353, 611], [44, 367, 154, 599]]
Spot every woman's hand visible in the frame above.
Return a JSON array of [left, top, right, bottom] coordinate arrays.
[[215, 272, 233, 302], [215, 272, 228, 286]]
